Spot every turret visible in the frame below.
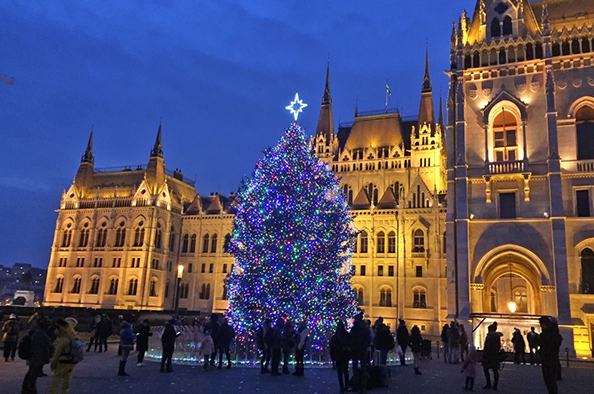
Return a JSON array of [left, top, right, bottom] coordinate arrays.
[[74, 130, 95, 195], [313, 64, 337, 160]]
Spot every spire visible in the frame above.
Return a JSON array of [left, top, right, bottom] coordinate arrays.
[[422, 47, 432, 93], [150, 122, 164, 158], [315, 63, 334, 143], [438, 95, 444, 127], [81, 128, 94, 164], [417, 51, 435, 127]]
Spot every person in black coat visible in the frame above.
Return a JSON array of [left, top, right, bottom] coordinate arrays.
[[270, 318, 284, 376], [512, 328, 526, 365], [21, 315, 52, 394], [409, 325, 423, 375], [527, 326, 540, 365], [281, 320, 296, 374], [482, 323, 503, 390], [349, 313, 371, 393], [330, 321, 351, 394], [396, 319, 410, 366], [203, 314, 220, 367], [135, 319, 152, 366], [96, 314, 112, 353], [374, 323, 394, 366], [217, 318, 235, 369], [160, 319, 180, 373], [539, 316, 563, 394]]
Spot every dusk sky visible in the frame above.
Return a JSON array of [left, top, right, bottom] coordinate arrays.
[[0, 0, 475, 268]]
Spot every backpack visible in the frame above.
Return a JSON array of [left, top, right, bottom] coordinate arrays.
[[68, 338, 85, 363], [18, 331, 33, 360]]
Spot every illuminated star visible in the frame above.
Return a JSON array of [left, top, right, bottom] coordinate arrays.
[[285, 93, 308, 121]]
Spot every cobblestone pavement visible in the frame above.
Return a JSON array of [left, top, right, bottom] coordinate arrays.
[[1, 348, 592, 394]]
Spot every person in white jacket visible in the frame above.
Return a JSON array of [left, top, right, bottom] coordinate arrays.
[[293, 321, 309, 376], [200, 331, 215, 370]]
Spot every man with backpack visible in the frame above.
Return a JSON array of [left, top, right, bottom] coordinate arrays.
[[21, 315, 52, 394], [50, 317, 81, 394], [2, 313, 20, 361]]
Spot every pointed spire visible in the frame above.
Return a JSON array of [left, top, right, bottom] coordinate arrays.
[[150, 122, 164, 158], [322, 62, 332, 105], [422, 47, 432, 93], [81, 128, 94, 164], [438, 95, 444, 127], [315, 63, 334, 143], [418, 51, 435, 127]]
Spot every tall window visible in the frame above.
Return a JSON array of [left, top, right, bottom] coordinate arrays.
[[182, 234, 189, 253], [224, 234, 232, 253], [493, 109, 518, 162], [388, 231, 396, 253], [169, 227, 175, 252], [199, 283, 211, 300], [128, 278, 138, 295], [377, 231, 385, 253], [379, 288, 392, 307], [107, 278, 119, 295], [180, 283, 189, 299], [343, 184, 353, 205], [413, 289, 427, 308], [500, 192, 517, 219], [514, 288, 528, 313], [133, 223, 145, 247], [61, 227, 72, 247], [79, 227, 89, 247], [71, 277, 82, 294], [149, 279, 157, 297], [360, 231, 368, 253], [53, 277, 64, 293], [576, 190, 591, 217], [222, 284, 228, 300], [165, 282, 170, 298], [211, 234, 218, 253], [89, 278, 100, 294], [576, 106, 594, 160], [581, 248, 594, 294], [355, 287, 364, 305], [390, 182, 401, 202], [366, 183, 379, 206], [115, 222, 126, 247], [378, 265, 384, 276], [155, 223, 162, 249], [202, 234, 210, 253], [96, 224, 107, 247], [413, 229, 425, 252], [190, 234, 197, 253]]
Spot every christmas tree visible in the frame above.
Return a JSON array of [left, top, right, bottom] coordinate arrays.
[[225, 122, 358, 350]]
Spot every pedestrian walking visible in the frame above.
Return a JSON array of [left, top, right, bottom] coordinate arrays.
[[512, 328, 526, 364], [460, 344, 479, 391], [330, 321, 351, 393], [200, 330, 215, 370], [118, 320, 135, 376], [396, 319, 410, 366], [160, 318, 180, 373], [293, 320, 309, 376], [49, 317, 79, 394], [21, 315, 52, 394], [86, 315, 101, 352], [481, 323, 503, 391], [203, 314, 220, 367], [135, 319, 152, 366], [217, 318, 235, 369], [349, 313, 371, 393], [527, 326, 540, 365], [2, 313, 20, 361], [409, 325, 423, 375], [281, 319, 296, 374], [440, 324, 450, 363], [539, 316, 563, 394], [270, 317, 284, 376]]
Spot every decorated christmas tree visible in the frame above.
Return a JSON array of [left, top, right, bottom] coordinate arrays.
[[225, 121, 358, 350]]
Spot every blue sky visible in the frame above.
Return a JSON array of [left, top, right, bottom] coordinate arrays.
[[0, 0, 475, 268]]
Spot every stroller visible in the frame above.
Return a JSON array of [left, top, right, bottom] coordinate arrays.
[[420, 339, 432, 360]]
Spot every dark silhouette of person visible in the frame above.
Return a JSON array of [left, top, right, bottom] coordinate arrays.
[[330, 321, 351, 393], [527, 326, 540, 365], [217, 318, 235, 369], [203, 314, 220, 367], [270, 318, 284, 376], [349, 313, 371, 393], [396, 319, 410, 366], [482, 322, 503, 390], [539, 316, 563, 394], [160, 319, 180, 373], [512, 328, 526, 364]]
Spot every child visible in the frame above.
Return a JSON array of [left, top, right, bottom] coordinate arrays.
[[409, 325, 423, 375], [460, 344, 479, 391], [200, 330, 215, 370]]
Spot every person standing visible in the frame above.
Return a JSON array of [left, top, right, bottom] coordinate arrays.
[[449, 321, 460, 364], [200, 330, 215, 370], [118, 320, 135, 376], [86, 315, 101, 352], [217, 318, 235, 369], [49, 317, 79, 394], [96, 314, 112, 353], [2, 313, 20, 361], [460, 344, 479, 392], [330, 321, 351, 393], [527, 326, 540, 365], [440, 324, 450, 363], [203, 314, 220, 367], [160, 318, 179, 373], [512, 328, 526, 365], [135, 319, 152, 366], [270, 318, 284, 376], [374, 322, 395, 366], [21, 316, 52, 394], [409, 325, 423, 375], [481, 323, 503, 391], [539, 316, 563, 394], [256, 318, 273, 373], [281, 319, 296, 374], [349, 313, 371, 393], [396, 319, 410, 366], [460, 324, 469, 362], [293, 320, 309, 376]]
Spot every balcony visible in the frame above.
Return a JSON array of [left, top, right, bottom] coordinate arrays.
[[487, 160, 525, 175]]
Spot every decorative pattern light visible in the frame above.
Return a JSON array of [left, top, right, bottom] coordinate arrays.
[[285, 93, 308, 121]]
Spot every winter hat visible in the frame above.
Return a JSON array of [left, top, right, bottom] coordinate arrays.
[[65, 317, 78, 327], [9, 313, 17, 319]]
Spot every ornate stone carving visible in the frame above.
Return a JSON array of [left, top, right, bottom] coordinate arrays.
[[573, 78, 583, 88], [540, 285, 556, 293]]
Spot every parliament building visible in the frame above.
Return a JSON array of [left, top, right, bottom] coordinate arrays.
[[44, 0, 594, 357]]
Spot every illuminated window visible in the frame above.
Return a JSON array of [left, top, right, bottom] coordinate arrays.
[[513, 288, 528, 313], [413, 289, 426, 308], [202, 234, 210, 253], [53, 277, 64, 293], [577, 106, 594, 160], [492, 109, 518, 162], [360, 231, 368, 253], [128, 278, 138, 295], [377, 232, 385, 253], [89, 278, 100, 294], [388, 231, 396, 253], [413, 229, 425, 252]]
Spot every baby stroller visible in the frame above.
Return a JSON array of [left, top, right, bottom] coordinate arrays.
[[420, 339, 432, 360]]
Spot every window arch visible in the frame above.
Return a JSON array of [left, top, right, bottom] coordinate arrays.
[[149, 278, 158, 297], [376, 231, 385, 253], [168, 227, 175, 252], [581, 248, 594, 294], [61, 224, 73, 247], [390, 182, 401, 201], [211, 234, 218, 253], [190, 234, 197, 253], [388, 231, 396, 253], [202, 234, 210, 253], [155, 223, 162, 249], [133, 222, 145, 247], [199, 283, 211, 300], [182, 234, 189, 253], [107, 278, 119, 295], [115, 221, 126, 247], [180, 283, 189, 299], [78, 223, 90, 247], [127, 278, 138, 295], [576, 105, 594, 160], [491, 17, 501, 38], [53, 277, 64, 293], [96, 222, 107, 247], [413, 287, 427, 308], [354, 286, 364, 305], [413, 229, 425, 252], [502, 15, 512, 36], [379, 287, 392, 307], [88, 277, 100, 294], [343, 184, 353, 205], [492, 108, 518, 162], [513, 287, 528, 313], [70, 277, 82, 294], [366, 183, 379, 206], [359, 231, 369, 254], [224, 233, 232, 253]]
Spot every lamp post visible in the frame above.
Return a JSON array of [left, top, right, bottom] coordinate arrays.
[[174, 264, 184, 316]]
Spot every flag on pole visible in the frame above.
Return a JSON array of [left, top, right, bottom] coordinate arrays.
[[386, 79, 391, 96]]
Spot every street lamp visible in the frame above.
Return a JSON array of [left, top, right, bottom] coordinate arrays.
[[174, 264, 184, 316]]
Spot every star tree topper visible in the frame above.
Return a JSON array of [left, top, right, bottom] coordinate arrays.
[[285, 93, 308, 121]]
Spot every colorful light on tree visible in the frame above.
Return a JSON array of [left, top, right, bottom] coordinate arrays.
[[225, 122, 358, 350]]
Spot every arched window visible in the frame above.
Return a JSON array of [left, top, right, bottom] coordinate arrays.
[[53, 277, 64, 293], [490, 290, 498, 312], [377, 231, 385, 253], [165, 281, 170, 298], [388, 231, 396, 253], [413, 229, 425, 252], [61, 225, 72, 247], [366, 183, 379, 206], [128, 278, 138, 295], [96, 222, 107, 247], [493, 108, 518, 162], [200, 283, 211, 300], [180, 283, 189, 299], [149, 278, 158, 297], [379, 287, 392, 307], [576, 106, 594, 160], [413, 288, 426, 308], [133, 223, 145, 247], [79, 224, 89, 247], [224, 234, 232, 253], [168, 227, 175, 252], [581, 248, 594, 294], [115, 221, 126, 247], [71, 277, 82, 294], [502, 15, 512, 36], [390, 182, 401, 201], [182, 234, 189, 253], [211, 234, 218, 253], [222, 284, 228, 300], [108, 278, 119, 295], [354, 287, 364, 305], [360, 231, 368, 254], [89, 277, 100, 294], [202, 234, 210, 253], [343, 184, 353, 205], [155, 223, 162, 249], [491, 17, 501, 38], [190, 234, 197, 253], [514, 287, 528, 313]]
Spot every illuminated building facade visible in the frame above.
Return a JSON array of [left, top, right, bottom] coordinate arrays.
[[446, 0, 594, 357]]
